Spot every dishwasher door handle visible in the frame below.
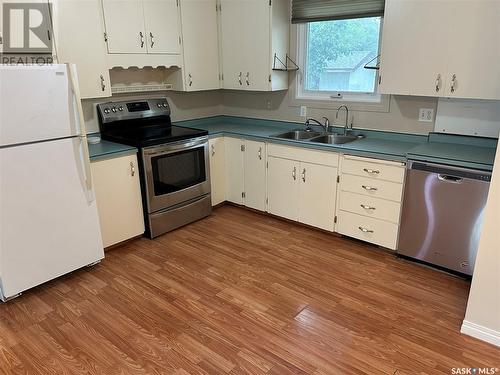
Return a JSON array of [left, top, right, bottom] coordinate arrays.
[[438, 174, 463, 184]]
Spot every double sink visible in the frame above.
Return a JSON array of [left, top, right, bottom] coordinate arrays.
[[272, 129, 360, 145]]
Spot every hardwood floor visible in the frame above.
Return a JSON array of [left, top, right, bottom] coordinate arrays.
[[1, 205, 498, 374]]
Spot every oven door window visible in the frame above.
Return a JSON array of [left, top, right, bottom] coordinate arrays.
[[151, 147, 206, 196]]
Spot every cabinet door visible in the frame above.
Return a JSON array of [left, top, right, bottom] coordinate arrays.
[[224, 137, 244, 204], [267, 156, 299, 221], [243, 140, 266, 211], [444, 1, 500, 100], [298, 162, 337, 232], [209, 137, 226, 206], [102, 0, 146, 54], [91, 154, 145, 248], [51, 0, 111, 99], [180, 0, 220, 91], [379, 0, 449, 96], [143, 0, 180, 54], [220, 0, 270, 90]]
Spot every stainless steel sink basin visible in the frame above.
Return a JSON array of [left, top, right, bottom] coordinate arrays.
[[309, 134, 358, 145], [272, 130, 322, 140]]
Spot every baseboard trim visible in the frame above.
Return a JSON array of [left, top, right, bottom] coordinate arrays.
[[461, 320, 500, 347]]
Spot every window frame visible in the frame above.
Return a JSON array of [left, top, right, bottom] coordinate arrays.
[[290, 19, 390, 113]]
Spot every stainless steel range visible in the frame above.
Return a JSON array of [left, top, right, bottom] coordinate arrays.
[[97, 98, 211, 238]]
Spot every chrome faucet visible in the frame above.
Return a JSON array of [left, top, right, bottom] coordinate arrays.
[[336, 105, 351, 135], [305, 117, 330, 132]]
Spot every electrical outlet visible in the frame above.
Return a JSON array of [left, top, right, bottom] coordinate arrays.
[[419, 108, 434, 122], [300, 106, 307, 117], [266, 100, 272, 110]]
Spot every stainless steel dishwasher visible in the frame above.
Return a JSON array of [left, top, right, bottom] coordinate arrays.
[[398, 161, 491, 275]]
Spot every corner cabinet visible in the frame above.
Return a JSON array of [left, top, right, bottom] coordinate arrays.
[[51, 0, 111, 99], [173, 0, 220, 91], [209, 137, 226, 206], [219, 0, 290, 91], [267, 144, 339, 232], [379, 0, 500, 100], [91, 154, 145, 248]]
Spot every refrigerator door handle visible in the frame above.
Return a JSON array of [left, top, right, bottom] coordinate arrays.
[[67, 64, 94, 203]]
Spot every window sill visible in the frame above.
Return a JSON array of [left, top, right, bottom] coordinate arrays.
[[290, 92, 391, 113]]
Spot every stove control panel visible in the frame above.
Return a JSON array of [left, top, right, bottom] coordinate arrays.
[[97, 98, 170, 124]]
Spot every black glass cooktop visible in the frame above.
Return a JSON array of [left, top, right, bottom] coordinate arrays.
[[101, 125, 208, 148]]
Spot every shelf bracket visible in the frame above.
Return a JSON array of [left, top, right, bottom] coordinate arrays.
[[272, 53, 299, 72]]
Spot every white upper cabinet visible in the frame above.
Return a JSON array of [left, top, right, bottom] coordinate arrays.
[[444, 1, 500, 100], [379, 0, 500, 100], [102, 0, 146, 54], [102, 0, 180, 55], [143, 0, 180, 54], [51, 0, 111, 99], [219, 0, 289, 91], [178, 0, 220, 91]]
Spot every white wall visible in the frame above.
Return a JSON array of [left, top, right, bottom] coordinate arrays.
[[221, 90, 437, 135], [461, 141, 500, 347]]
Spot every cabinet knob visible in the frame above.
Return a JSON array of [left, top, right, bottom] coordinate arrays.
[[100, 74, 105, 91], [363, 168, 380, 174], [130, 162, 135, 177], [450, 74, 457, 93], [149, 32, 155, 48], [139, 32, 144, 48], [435, 73, 441, 92], [359, 226, 374, 233]]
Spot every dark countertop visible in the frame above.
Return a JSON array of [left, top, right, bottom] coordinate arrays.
[[87, 116, 497, 170], [88, 137, 137, 162]]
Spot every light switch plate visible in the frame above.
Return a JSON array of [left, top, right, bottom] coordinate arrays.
[[300, 106, 307, 117], [419, 108, 434, 122]]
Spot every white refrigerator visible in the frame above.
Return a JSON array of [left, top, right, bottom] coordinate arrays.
[[0, 64, 104, 301]]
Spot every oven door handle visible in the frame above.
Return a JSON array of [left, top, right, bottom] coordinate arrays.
[[143, 137, 208, 156]]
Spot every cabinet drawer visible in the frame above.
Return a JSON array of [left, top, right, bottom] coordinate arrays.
[[337, 211, 399, 250], [342, 155, 405, 183], [339, 191, 401, 224], [267, 143, 339, 167], [340, 174, 403, 202]]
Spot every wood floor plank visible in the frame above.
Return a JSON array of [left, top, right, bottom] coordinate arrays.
[[0, 205, 498, 374]]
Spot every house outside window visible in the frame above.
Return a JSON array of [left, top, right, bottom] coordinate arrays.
[[296, 16, 382, 103]]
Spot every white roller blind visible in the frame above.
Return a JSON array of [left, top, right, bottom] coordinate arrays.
[[292, 0, 385, 23]]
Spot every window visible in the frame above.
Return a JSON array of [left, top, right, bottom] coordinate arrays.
[[297, 16, 382, 102]]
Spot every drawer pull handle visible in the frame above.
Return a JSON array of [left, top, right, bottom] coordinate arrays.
[[211, 144, 215, 156], [359, 226, 374, 233], [360, 204, 376, 210], [292, 166, 296, 180], [130, 162, 135, 177], [363, 168, 380, 174], [362, 185, 378, 191]]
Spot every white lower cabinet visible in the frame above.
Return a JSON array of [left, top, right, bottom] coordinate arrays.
[[91, 154, 145, 248], [224, 137, 245, 204], [267, 145, 339, 232], [208, 137, 226, 206], [336, 155, 405, 250], [219, 137, 267, 210], [267, 156, 299, 221], [243, 140, 267, 211]]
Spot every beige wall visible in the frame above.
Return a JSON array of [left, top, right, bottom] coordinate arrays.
[[221, 90, 437, 134], [462, 141, 500, 346], [83, 90, 223, 134]]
